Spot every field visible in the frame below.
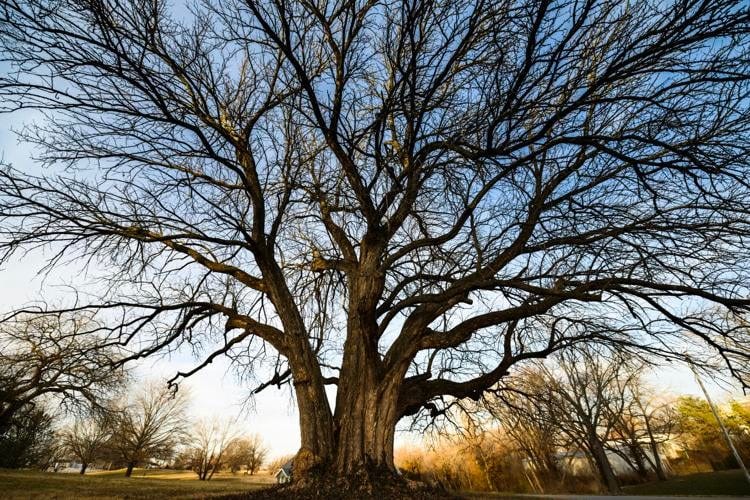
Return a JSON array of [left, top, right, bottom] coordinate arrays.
[[463, 469, 750, 499], [2, 468, 750, 499], [621, 469, 750, 496], [0, 469, 274, 499]]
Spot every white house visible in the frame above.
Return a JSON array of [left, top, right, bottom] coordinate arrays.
[[275, 461, 293, 484]]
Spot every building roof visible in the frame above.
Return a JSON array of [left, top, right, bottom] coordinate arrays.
[[275, 460, 293, 478]]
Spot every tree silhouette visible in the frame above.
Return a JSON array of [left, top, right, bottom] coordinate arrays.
[[1, 0, 749, 492], [0, 313, 125, 436]]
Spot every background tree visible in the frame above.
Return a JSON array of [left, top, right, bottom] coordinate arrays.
[[61, 416, 111, 474], [606, 379, 676, 481], [109, 383, 188, 477], [511, 349, 636, 493], [225, 434, 268, 475], [487, 371, 564, 489], [0, 402, 58, 469], [0, 313, 125, 436], [726, 400, 750, 463], [674, 396, 750, 471], [1, 0, 750, 492], [187, 417, 239, 481]]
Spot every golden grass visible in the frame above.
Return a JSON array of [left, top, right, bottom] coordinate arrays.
[[0, 468, 274, 499]]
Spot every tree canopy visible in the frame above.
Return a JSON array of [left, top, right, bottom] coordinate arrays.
[[1, 0, 749, 490]]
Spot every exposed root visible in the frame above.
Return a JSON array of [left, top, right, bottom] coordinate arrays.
[[216, 465, 459, 499]]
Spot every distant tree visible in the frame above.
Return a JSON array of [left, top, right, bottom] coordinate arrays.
[[726, 399, 750, 463], [0, 402, 57, 469], [187, 417, 239, 480], [110, 383, 188, 477], [61, 417, 111, 474], [552, 350, 637, 493], [225, 434, 268, 475], [487, 370, 563, 488], [675, 396, 743, 470], [606, 380, 676, 481], [503, 349, 638, 494], [2, 0, 750, 493], [0, 313, 126, 436]]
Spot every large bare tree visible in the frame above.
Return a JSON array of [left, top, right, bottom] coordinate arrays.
[[1, 0, 750, 492]]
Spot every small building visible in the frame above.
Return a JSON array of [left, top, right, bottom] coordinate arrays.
[[275, 460, 293, 484]]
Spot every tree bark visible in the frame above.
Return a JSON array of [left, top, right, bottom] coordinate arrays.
[[330, 266, 399, 477], [80, 462, 88, 475], [289, 263, 403, 488], [125, 462, 135, 477]]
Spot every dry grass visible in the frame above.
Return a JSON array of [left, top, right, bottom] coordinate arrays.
[[0, 469, 274, 499]]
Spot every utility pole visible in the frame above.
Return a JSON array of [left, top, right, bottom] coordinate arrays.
[[688, 361, 750, 485]]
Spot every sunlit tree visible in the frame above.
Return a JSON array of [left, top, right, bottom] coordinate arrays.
[[1, 0, 749, 493]]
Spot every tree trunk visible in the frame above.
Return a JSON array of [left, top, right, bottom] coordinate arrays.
[[125, 462, 135, 477], [644, 421, 668, 481], [287, 267, 406, 493], [80, 462, 88, 475], [288, 346, 335, 478], [329, 269, 399, 479], [589, 437, 620, 494], [650, 441, 668, 480], [627, 442, 649, 480]]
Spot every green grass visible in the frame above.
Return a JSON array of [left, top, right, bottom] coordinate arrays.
[[622, 469, 750, 496], [0, 469, 273, 499]]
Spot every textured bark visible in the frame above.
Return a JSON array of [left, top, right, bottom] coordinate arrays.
[[292, 263, 401, 484]]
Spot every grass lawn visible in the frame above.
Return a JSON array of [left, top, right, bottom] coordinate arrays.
[[0, 469, 274, 499], [622, 469, 750, 496]]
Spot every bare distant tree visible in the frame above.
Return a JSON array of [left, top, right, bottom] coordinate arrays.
[[61, 417, 111, 474], [109, 383, 188, 477], [606, 377, 676, 481], [226, 434, 268, 475], [553, 350, 636, 493], [1, 0, 750, 492], [487, 371, 563, 488], [0, 313, 125, 436], [188, 417, 239, 480]]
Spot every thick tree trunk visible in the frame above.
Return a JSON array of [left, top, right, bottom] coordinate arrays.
[[80, 462, 88, 475], [332, 355, 399, 476], [125, 462, 135, 477], [288, 350, 404, 495], [288, 264, 405, 492], [330, 267, 399, 477], [288, 346, 335, 478]]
